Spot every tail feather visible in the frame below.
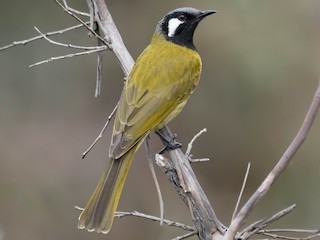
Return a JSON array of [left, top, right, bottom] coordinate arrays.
[[78, 147, 136, 233]]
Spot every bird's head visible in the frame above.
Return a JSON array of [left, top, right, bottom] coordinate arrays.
[[155, 7, 216, 50]]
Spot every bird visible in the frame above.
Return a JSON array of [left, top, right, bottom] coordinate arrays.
[[78, 7, 216, 234]]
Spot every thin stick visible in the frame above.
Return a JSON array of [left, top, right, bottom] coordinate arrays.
[[172, 230, 198, 240], [185, 128, 207, 157], [53, 0, 108, 46], [224, 81, 320, 240], [75, 206, 195, 231], [144, 138, 164, 225], [62, 0, 90, 16], [29, 47, 107, 67], [114, 211, 196, 232], [33, 27, 104, 50], [259, 231, 320, 240], [82, 102, 118, 158], [239, 204, 296, 240], [260, 229, 320, 234], [95, 49, 103, 97], [0, 23, 89, 51], [188, 158, 210, 163], [232, 162, 251, 221], [94, 26, 103, 98]]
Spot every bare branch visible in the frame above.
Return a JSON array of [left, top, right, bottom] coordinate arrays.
[[155, 131, 225, 240], [0, 23, 89, 52], [261, 229, 320, 234], [62, 0, 90, 16], [82, 102, 118, 159], [232, 162, 251, 221], [188, 158, 210, 163], [53, 0, 108, 46], [75, 205, 196, 232], [95, 47, 103, 97], [185, 128, 207, 157], [238, 204, 296, 240], [258, 229, 320, 240], [114, 211, 196, 232], [28, 47, 107, 67], [172, 230, 198, 240], [33, 26, 103, 50], [224, 82, 320, 240], [184, 128, 210, 163], [259, 231, 320, 240], [144, 138, 164, 225], [85, 0, 95, 30], [90, 0, 134, 76]]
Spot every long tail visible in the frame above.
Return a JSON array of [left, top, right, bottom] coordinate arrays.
[[78, 146, 137, 234]]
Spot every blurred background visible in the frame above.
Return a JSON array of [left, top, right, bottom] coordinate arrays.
[[1, 1, 320, 239]]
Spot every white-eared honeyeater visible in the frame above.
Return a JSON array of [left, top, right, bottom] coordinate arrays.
[[78, 7, 215, 234]]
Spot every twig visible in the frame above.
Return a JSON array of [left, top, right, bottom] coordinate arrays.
[[188, 158, 210, 163], [75, 206, 196, 232], [260, 229, 320, 234], [95, 47, 103, 97], [259, 231, 320, 240], [53, 0, 108, 46], [85, 0, 103, 97], [185, 128, 207, 157], [58, 0, 106, 97], [238, 204, 296, 240], [114, 211, 196, 232], [0, 22, 89, 51], [29, 47, 107, 67], [62, 0, 90, 16], [239, 218, 265, 236], [185, 128, 210, 163], [172, 230, 198, 240], [144, 138, 164, 225], [94, 25, 104, 97], [33, 26, 104, 50], [90, 0, 134, 76], [82, 102, 118, 159], [257, 229, 320, 240], [224, 81, 320, 240], [232, 162, 251, 221], [85, 0, 95, 30]]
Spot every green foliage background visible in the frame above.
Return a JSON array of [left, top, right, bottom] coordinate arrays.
[[0, 1, 319, 239]]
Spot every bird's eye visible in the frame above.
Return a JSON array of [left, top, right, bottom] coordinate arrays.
[[177, 14, 186, 21]]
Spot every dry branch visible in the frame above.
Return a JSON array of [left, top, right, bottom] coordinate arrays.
[[224, 82, 320, 240], [82, 101, 118, 158], [0, 22, 89, 52]]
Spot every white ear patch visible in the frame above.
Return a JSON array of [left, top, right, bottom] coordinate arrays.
[[168, 18, 184, 37]]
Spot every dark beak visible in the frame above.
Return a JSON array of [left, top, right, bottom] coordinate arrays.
[[197, 10, 217, 20]]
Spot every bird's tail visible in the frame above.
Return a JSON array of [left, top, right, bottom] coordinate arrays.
[[78, 146, 137, 234]]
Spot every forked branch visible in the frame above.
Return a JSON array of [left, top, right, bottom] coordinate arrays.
[[223, 81, 320, 240]]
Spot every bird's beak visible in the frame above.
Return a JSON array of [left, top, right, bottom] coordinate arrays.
[[197, 10, 217, 20]]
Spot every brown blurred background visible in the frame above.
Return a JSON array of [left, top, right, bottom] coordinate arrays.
[[1, 1, 320, 239]]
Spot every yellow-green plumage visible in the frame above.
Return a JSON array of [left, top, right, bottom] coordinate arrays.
[[112, 33, 201, 158], [78, 7, 214, 234]]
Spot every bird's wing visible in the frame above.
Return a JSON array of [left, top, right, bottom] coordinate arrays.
[[109, 41, 201, 159]]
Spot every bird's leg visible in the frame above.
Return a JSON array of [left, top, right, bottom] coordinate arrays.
[[156, 126, 182, 154]]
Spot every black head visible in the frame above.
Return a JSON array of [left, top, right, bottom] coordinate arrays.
[[156, 7, 216, 50]]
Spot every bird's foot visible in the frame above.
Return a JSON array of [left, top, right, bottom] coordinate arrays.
[[156, 129, 182, 154]]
